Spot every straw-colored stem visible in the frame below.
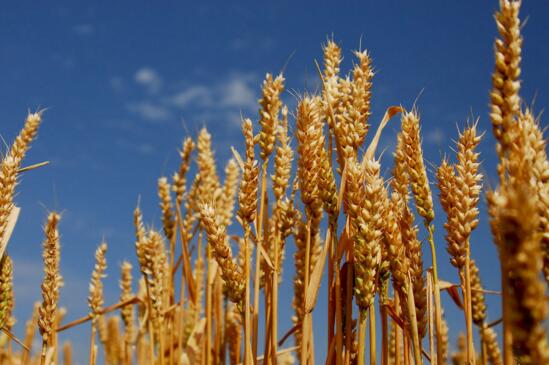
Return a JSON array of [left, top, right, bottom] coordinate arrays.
[[125, 338, 131, 365], [263, 282, 272, 365], [56, 296, 139, 332], [214, 276, 223, 365], [175, 205, 196, 304], [54, 326, 60, 365], [480, 326, 487, 365], [301, 221, 312, 365], [344, 254, 353, 365], [160, 325, 166, 365], [328, 221, 337, 353], [206, 247, 213, 365], [381, 286, 389, 365], [342, 219, 353, 365], [394, 292, 401, 365], [464, 239, 475, 365], [41, 341, 47, 365], [427, 272, 436, 365], [501, 260, 513, 365], [220, 311, 226, 364], [143, 280, 156, 362], [168, 221, 177, 365], [406, 278, 422, 365], [427, 225, 444, 364], [370, 302, 377, 365], [244, 230, 252, 365], [177, 255, 186, 363], [310, 328, 315, 365], [335, 246, 343, 365], [88, 322, 96, 365], [253, 161, 268, 363], [358, 311, 368, 365], [271, 228, 280, 365], [169, 228, 177, 304]]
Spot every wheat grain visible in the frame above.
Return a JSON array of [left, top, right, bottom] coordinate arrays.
[[8, 111, 42, 168], [400, 110, 434, 225], [344, 158, 382, 311], [88, 243, 108, 318], [258, 73, 285, 160], [469, 260, 486, 326], [197, 127, 220, 204], [295, 96, 324, 239], [219, 159, 240, 227], [119, 261, 135, 345], [0, 157, 17, 245], [490, 0, 522, 180], [158, 177, 176, 241], [482, 326, 503, 365], [200, 204, 245, 306], [272, 106, 293, 202], [237, 118, 259, 227], [173, 137, 195, 207], [0, 255, 13, 329], [38, 213, 62, 346]]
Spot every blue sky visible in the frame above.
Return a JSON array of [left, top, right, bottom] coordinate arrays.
[[1, 1, 548, 363]]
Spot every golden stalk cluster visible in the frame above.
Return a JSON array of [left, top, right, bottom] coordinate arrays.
[[0, 1, 547, 365]]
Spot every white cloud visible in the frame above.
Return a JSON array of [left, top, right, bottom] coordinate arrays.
[[73, 24, 94, 36], [170, 73, 258, 114], [219, 78, 257, 111], [127, 101, 172, 121], [135, 67, 162, 94], [122, 70, 259, 127], [171, 86, 212, 108]]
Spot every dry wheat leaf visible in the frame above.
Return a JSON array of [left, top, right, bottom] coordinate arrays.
[[0, 207, 20, 260]]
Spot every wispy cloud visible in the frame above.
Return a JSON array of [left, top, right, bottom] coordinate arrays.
[[127, 101, 172, 122], [170, 73, 258, 113], [125, 69, 259, 127], [218, 77, 257, 110], [171, 86, 213, 108], [73, 24, 94, 36], [135, 67, 162, 94]]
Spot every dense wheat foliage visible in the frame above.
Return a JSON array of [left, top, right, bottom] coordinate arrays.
[[0, 1, 547, 364]]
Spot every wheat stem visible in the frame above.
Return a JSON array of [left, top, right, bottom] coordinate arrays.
[[370, 302, 377, 365], [358, 311, 367, 365], [427, 225, 444, 365]]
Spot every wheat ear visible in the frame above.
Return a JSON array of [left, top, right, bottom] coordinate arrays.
[[38, 212, 62, 361]]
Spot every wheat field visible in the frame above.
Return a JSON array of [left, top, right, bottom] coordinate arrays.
[[0, 1, 547, 364]]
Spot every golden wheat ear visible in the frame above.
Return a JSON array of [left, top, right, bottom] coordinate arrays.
[[199, 204, 245, 306], [38, 212, 62, 364], [173, 137, 195, 208], [0, 255, 13, 330], [119, 261, 135, 346], [9, 111, 43, 167], [258, 73, 285, 161]]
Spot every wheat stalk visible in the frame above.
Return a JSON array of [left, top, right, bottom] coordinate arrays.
[[38, 213, 62, 364]]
